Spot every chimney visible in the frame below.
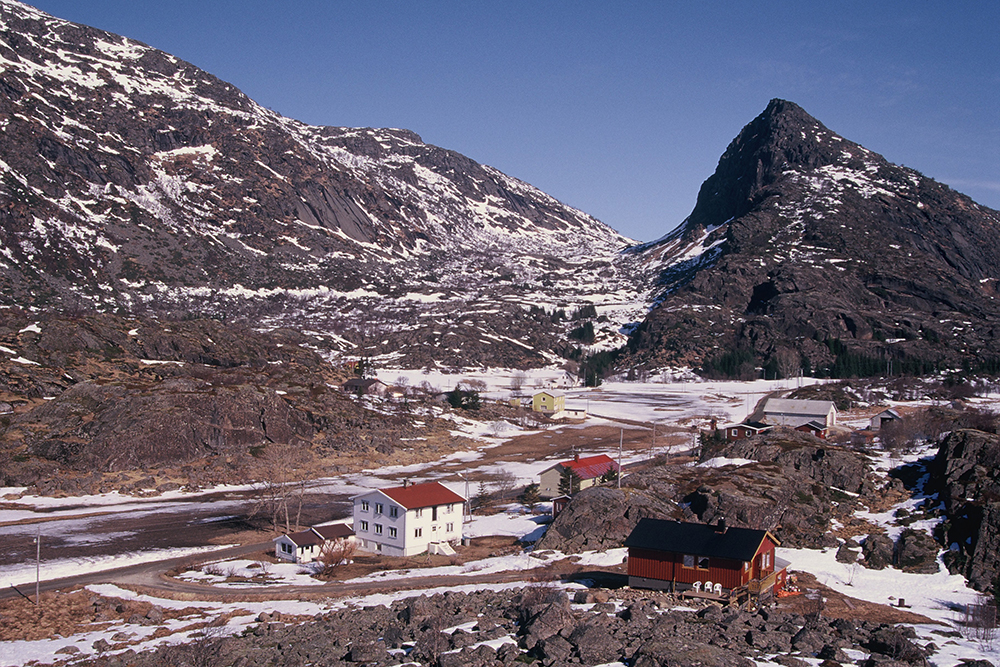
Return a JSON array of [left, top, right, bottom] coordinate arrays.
[[574, 453, 580, 461], [403, 479, 410, 488], [715, 518, 727, 533]]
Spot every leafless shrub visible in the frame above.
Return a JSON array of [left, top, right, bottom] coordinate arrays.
[[315, 539, 358, 576], [962, 594, 998, 648]]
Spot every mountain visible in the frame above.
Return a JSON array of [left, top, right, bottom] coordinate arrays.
[[0, 0, 651, 369], [626, 99, 1000, 376]]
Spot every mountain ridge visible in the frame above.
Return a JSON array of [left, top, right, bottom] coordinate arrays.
[[627, 99, 1000, 375], [0, 0, 650, 368]]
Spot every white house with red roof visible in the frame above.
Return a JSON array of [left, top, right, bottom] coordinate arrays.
[[352, 481, 466, 557], [538, 453, 619, 499], [273, 523, 355, 564]]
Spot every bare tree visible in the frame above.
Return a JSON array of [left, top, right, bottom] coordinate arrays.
[[773, 348, 800, 380], [509, 370, 527, 393], [316, 539, 358, 576], [493, 469, 518, 502], [246, 442, 309, 533]]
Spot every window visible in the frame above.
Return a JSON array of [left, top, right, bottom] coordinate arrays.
[[731, 429, 738, 437], [374, 523, 383, 535], [683, 554, 695, 568], [360, 500, 369, 512], [744, 561, 750, 572], [389, 506, 398, 518], [415, 508, 423, 518], [389, 527, 397, 538], [761, 551, 771, 569], [698, 556, 710, 570], [359, 520, 368, 532], [376, 543, 382, 552], [446, 504, 454, 514], [446, 523, 454, 532], [432, 506, 438, 521], [281, 542, 293, 554], [414, 527, 422, 538], [375, 502, 383, 514]]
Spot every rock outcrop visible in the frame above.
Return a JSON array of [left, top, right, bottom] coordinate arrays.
[[931, 428, 1000, 589]]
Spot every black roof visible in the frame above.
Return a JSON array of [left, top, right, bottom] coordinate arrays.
[[624, 518, 775, 561]]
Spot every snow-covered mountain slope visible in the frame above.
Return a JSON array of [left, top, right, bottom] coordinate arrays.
[[0, 0, 654, 367], [626, 99, 1000, 375]]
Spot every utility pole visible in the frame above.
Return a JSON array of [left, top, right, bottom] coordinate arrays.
[[618, 428, 623, 489], [35, 525, 40, 606], [457, 473, 471, 524]]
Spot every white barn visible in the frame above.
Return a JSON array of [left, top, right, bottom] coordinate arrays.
[[352, 481, 465, 557], [762, 398, 838, 428]]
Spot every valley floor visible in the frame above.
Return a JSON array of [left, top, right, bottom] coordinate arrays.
[[2, 375, 999, 665]]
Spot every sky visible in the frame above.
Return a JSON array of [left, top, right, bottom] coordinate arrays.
[[23, 1, 1000, 243]]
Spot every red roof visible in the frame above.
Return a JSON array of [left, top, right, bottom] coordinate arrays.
[[380, 481, 465, 510], [558, 454, 619, 480]]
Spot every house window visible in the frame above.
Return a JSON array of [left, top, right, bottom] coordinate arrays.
[[281, 543, 293, 554], [414, 528, 422, 538], [376, 543, 382, 552], [744, 561, 750, 572], [361, 500, 369, 512], [415, 508, 423, 518], [698, 557, 710, 570], [389, 527, 397, 538], [446, 523, 454, 532], [683, 554, 696, 568], [731, 429, 738, 437], [446, 504, 454, 514], [375, 503, 383, 514], [359, 520, 368, 532], [389, 506, 398, 518], [761, 551, 771, 569], [374, 523, 383, 535]]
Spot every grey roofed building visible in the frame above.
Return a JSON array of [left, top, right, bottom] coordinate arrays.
[[761, 398, 837, 428]]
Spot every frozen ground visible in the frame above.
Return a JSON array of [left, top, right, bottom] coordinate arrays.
[[5, 372, 1000, 665]]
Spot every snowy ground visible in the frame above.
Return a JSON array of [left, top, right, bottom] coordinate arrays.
[[5, 372, 1000, 665]]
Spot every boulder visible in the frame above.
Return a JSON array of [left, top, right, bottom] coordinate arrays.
[[862, 533, 895, 570], [894, 528, 939, 574]]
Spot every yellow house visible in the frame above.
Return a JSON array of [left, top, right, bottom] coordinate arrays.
[[532, 390, 565, 414]]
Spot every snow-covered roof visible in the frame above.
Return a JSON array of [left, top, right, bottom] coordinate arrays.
[[762, 398, 836, 416]]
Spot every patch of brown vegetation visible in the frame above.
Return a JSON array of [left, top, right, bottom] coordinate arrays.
[[0, 587, 205, 642]]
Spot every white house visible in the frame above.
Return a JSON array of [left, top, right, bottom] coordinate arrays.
[[352, 481, 465, 557], [273, 523, 355, 564], [761, 398, 838, 429]]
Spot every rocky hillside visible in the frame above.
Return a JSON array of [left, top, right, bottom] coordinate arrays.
[[0, 0, 650, 368], [0, 308, 465, 493], [626, 99, 1000, 375]]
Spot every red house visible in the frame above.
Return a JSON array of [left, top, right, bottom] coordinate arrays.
[[624, 518, 787, 600]]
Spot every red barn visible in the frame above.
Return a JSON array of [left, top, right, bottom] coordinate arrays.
[[624, 518, 786, 600]]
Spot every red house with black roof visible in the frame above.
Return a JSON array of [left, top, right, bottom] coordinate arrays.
[[624, 518, 787, 600]]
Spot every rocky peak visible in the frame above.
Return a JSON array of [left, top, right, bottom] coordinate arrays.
[[626, 99, 1000, 374]]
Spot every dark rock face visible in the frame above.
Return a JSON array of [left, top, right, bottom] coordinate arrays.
[[534, 486, 676, 553], [863, 533, 895, 570], [931, 429, 1000, 589], [626, 98, 1000, 373], [894, 528, 940, 574]]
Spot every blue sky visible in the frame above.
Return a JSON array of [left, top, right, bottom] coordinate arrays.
[[26, 1, 1000, 242]]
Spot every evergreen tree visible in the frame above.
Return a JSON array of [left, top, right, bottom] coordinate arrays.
[[521, 483, 541, 511], [558, 466, 582, 496]]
